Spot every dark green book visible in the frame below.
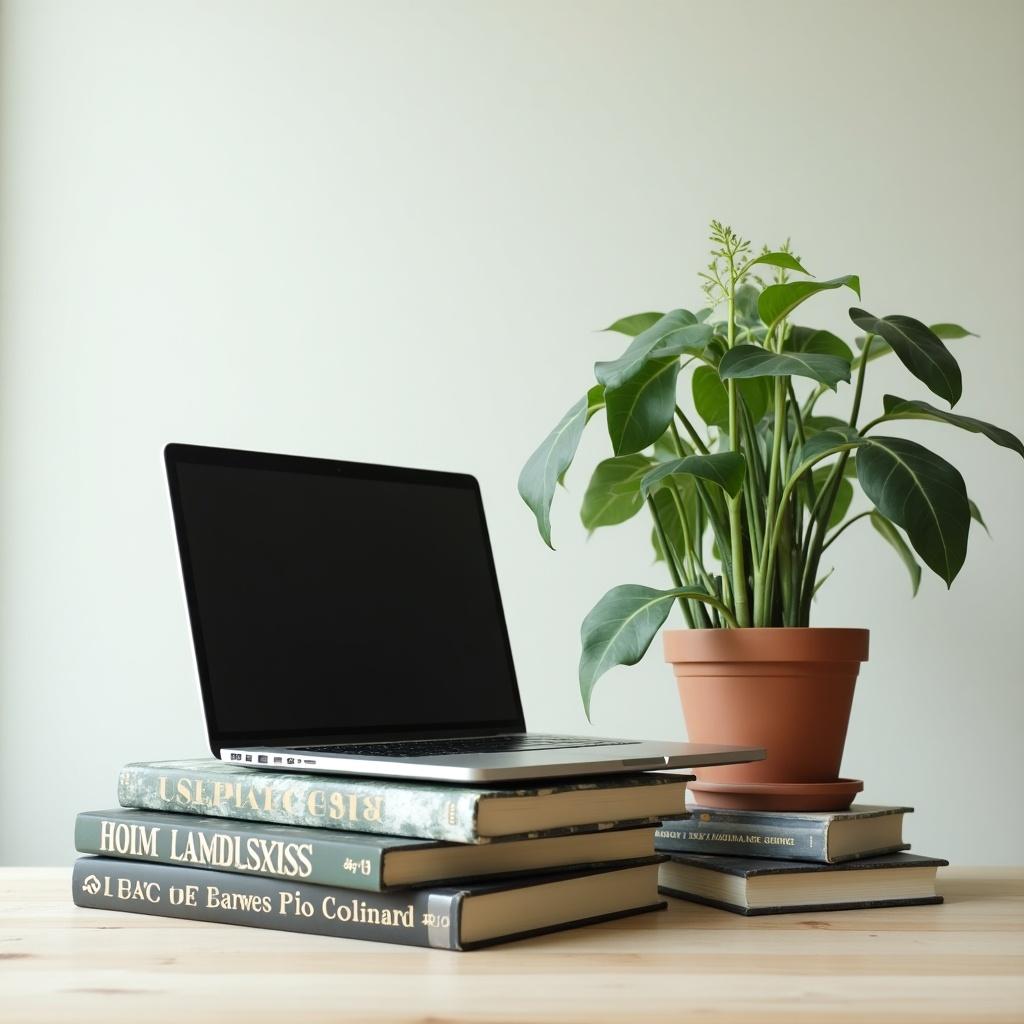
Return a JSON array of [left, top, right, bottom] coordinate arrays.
[[72, 855, 666, 950], [658, 851, 947, 916], [655, 804, 912, 864], [75, 808, 659, 891], [117, 759, 689, 843]]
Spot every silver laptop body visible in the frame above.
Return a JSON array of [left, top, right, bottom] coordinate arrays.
[[165, 443, 763, 783]]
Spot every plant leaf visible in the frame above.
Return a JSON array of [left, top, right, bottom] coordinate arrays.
[[969, 498, 990, 536], [719, 345, 852, 390], [879, 395, 1024, 459], [605, 357, 680, 456], [747, 251, 810, 275], [758, 275, 860, 329], [870, 512, 922, 596], [795, 425, 862, 467], [692, 364, 769, 428], [930, 323, 977, 340], [580, 455, 655, 532], [857, 436, 970, 586], [734, 284, 761, 327], [849, 309, 962, 407], [518, 385, 604, 548], [579, 584, 718, 718], [595, 310, 709, 389], [641, 452, 746, 499], [784, 326, 854, 363], [601, 312, 664, 336]]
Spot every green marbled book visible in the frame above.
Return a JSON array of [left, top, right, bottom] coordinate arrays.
[[117, 759, 690, 843], [75, 808, 660, 891]]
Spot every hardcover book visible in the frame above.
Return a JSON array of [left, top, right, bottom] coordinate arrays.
[[658, 851, 947, 916], [76, 808, 660, 891], [655, 804, 912, 864], [117, 759, 690, 843], [72, 855, 666, 950]]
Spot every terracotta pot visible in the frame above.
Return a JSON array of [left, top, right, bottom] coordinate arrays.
[[664, 627, 869, 811]]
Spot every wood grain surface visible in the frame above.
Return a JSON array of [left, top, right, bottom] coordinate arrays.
[[1, 867, 1021, 1023]]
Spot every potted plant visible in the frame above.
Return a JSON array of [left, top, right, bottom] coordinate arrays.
[[518, 221, 1022, 811]]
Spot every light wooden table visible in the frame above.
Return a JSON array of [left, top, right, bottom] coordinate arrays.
[[1, 867, 1021, 1024]]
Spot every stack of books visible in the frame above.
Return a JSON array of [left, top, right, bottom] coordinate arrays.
[[654, 803, 947, 915], [73, 758, 691, 950]]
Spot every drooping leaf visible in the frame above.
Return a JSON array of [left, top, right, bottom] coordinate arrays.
[[747, 251, 810, 275], [601, 312, 664, 336], [879, 395, 1024, 459], [595, 310, 709, 389], [691, 365, 769, 429], [579, 584, 722, 717], [930, 323, 977, 340], [849, 309, 962, 407], [518, 385, 604, 548], [604, 357, 680, 456], [784, 326, 854, 363], [969, 498, 990, 536], [640, 452, 746, 500], [580, 455, 655, 532], [857, 436, 970, 586], [719, 345, 852, 390], [758, 275, 860, 329], [870, 512, 922, 596]]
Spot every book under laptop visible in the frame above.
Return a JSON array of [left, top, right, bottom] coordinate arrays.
[[164, 443, 763, 782]]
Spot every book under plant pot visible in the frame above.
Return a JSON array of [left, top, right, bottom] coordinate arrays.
[[663, 627, 868, 810], [518, 220, 1024, 813]]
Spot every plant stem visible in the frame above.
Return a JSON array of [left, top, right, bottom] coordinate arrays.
[[797, 334, 875, 618], [754, 375, 787, 625], [821, 509, 872, 553], [647, 496, 694, 627], [674, 407, 710, 455], [725, 271, 750, 627]]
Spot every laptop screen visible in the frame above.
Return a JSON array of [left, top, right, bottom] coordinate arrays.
[[166, 445, 525, 745]]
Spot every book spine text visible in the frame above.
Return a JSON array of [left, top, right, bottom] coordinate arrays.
[[72, 857, 462, 949], [75, 811, 391, 891], [117, 763, 483, 842], [655, 817, 830, 862]]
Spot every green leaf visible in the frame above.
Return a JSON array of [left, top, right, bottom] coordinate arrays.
[[870, 512, 922, 597], [758, 275, 860, 329], [580, 455, 654, 532], [640, 452, 746, 500], [605, 357, 680, 456], [930, 323, 977, 340], [518, 386, 604, 548], [804, 414, 848, 435], [969, 498, 990, 537], [602, 312, 664, 336], [849, 309, 962, 407], [796, 425, 862, 467], [747, 251, 810, 275], [692, 364, 769, 429], [719, 344, 852, 390], [784, 326, 854, 363], [579, 584, 724, 718], [734, 284, 761, 327], [857, 436, 970, 586], [595, 310, 710, 390], [879, 395, 1024, 459]]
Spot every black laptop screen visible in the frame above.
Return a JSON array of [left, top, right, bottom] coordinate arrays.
[[167, 447, 525, 743]]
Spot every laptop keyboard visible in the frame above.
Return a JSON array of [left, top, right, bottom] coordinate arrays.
[[295, 734, 639, 758]]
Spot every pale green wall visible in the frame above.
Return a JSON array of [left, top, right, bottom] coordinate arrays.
[[2, 0, 1022, 864]]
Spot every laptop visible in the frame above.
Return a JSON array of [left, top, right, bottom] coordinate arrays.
[[164, 443, 763, 783]]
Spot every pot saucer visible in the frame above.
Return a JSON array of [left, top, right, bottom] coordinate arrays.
[[687, 777, 863, 812]]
